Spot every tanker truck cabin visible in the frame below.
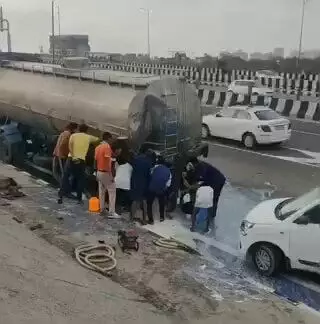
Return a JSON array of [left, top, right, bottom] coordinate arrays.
[[0, 62, 208, 209]]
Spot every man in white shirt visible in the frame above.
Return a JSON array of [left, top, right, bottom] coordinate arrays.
[[190, 184, 214, 233], [115, 162, 133, 213]]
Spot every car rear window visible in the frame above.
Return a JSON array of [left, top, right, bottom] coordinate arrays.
[[254, 110, 281, 120]]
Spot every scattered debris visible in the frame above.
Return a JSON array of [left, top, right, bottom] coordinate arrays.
[[0, 176, 25, 200], [200, 264, 207, 271], [12, 216, 23, 224], [29, 223, 44, 231]]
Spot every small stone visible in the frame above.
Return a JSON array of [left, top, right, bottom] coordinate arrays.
[[29, 224, 44, 231], [12, 216, 23, 224]]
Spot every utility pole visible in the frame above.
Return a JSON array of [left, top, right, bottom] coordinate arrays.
[[297, 0, 308, 69], [0, 6, 12, 52], [51, 0, 55, 64], [140, 8, 151, 58], [57, 4, 61, 37]]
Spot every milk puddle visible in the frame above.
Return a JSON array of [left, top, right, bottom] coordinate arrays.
[[143, 183, 320, 308]]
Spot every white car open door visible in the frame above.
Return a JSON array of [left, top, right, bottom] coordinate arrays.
[[289, 205, 320, 274]]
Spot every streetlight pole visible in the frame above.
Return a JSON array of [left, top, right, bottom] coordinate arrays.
[[297, 0, 308, 69], [140, 8, 151, 58], [51, 0, 55, 64], [0, 6, 12, 52], [56, 4, 61, 37]]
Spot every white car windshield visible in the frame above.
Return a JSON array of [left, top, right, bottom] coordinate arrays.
[[275, 187, 320, 220], [255, 110, 281, 120]]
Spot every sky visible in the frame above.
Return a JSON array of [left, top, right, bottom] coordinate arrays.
[[0, 0, 319, 57]]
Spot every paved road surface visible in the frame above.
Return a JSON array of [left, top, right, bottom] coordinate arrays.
[[205, 139, 320, 198], [290, 119, 320, 152]]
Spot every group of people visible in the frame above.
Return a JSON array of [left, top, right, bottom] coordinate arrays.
[[52, 123, 172, 224], [52, 122, 226, 231]]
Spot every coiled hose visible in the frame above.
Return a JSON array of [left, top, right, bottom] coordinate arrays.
[[74, 244, 117, 274], [153, 237, 199, 254]]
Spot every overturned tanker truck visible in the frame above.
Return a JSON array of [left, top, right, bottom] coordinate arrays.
[[0, 61, 208, 209]]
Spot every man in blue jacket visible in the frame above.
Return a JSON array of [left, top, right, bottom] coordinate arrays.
[[189, 157, 226, 231], [147, 155, 171, 224], [130, 147, 155, 224]]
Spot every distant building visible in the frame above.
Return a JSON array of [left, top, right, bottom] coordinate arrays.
[[289, 49, 320, 59], [289, 50, 299, 58], [250, 52, 273, 60], [273, 47, 284, 58], [232, 50, 248, 61], [49, 34, 90, 57], [220, 50, 248, 61], [302, 50, 320, 59]]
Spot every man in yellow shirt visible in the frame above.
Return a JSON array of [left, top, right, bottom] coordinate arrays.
[[58, 124, 99, 204]]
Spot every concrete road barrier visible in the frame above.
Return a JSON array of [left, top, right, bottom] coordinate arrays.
[[199, 90, 320, 121]]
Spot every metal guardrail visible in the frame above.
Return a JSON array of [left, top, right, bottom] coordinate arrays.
[[1, 61, 162, 89]]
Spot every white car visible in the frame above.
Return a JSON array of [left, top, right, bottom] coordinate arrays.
[[228, 80, 274, 96], [240, 187, 320, 276], [202, 106, 291, 148]]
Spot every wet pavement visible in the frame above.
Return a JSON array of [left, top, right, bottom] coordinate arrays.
[[2, 163, 320, 314], [145, 183, 320, 310]]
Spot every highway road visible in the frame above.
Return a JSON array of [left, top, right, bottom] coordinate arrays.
[[290, 119, 320, 152], [203, 117, 320, 198]]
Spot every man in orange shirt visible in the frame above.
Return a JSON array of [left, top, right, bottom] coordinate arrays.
[[95, 132, 121, 217], [52, 122, 78, 185]]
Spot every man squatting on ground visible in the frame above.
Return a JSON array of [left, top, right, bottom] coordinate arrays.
[[94, 132, 121, 218], [189, 158, 226, 232], [58, 124, 99, 204]]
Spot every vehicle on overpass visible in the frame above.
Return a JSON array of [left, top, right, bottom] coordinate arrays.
[[0, 61, 208, 210], [240, 187, 320, 276], [256, 69, 281, 79], [201, 105, 291, 148], [227, 80, 274, 96]]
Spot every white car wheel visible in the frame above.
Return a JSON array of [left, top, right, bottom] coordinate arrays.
[[201, 124, 210, 139], [242, 133, 256, 149], [253, 244, 281, 276]]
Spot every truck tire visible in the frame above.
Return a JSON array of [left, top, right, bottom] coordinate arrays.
[[0, 139, 13, 164], [201, 124, 210, 139]]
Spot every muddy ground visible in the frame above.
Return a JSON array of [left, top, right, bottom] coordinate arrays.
[[0, 163, 319, 323]]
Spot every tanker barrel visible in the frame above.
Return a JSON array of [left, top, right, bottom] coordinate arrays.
[[0, 65, 202, 158]]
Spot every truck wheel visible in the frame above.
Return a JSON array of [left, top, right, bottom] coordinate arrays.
[[253, 244, 282, 276], [166, 192, 177, 212], [202, 124, 210, 139], [0, 139, 13, 164]]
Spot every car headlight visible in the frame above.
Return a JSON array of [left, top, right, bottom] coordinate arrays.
[[240, 220, 255, 236]]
